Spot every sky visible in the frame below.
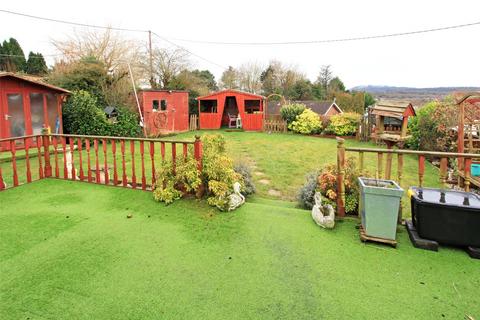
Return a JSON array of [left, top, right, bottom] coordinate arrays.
[[1, 0, 479, 88]]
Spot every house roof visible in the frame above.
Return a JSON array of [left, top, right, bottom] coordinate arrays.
[[196, 89, 265, 100], [370, 101, 416, 119], [0, 72, 71, 94], [267, 100, 342, 116]]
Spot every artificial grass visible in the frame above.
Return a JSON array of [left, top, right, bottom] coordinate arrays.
[[1, 180, 478, 319]]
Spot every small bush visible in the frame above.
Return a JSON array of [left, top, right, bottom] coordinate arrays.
[[234, 163, 256, 196], [297, 171, 320, 210], [325, 112, 361, 136], [63, 90, 109, 135], [110, 107, 141, 137], [289, 108, 322, 134], [280, 103, 306, 125]]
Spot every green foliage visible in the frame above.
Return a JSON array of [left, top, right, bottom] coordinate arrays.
[[407, 100, 456, 152], [153, 155, 202, 205], [234, 163, 256, 196], [202, 134, 244, 211], [280, 103, 306, 125], [25, 52, 48, 75], [364, 92, 376, 109], [48, 57, 108, 105], [327, 76, 345, 93], [110, 107, 141, 137], [62, 91, 109, 136], [289, 108, 322, 134], [0, 38, 26, 72], [325, 112, 361, 136], [298, 158, 360, 213], [287, 79, 314, 100]]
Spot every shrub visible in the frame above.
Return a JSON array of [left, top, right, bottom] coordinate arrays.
[[62, 90, 109, 135], [280, 103, 306, 125], [110, 107, 141, 137], [407, 100, 456, 152], [289, 108, 322, 134], [234, 163, 256, 196], [325, 112, 361, 136], [297, 157, 360, 215], [152, 134, 245, 211]]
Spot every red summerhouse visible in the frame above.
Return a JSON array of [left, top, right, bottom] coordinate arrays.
[[197, 89, 265, 131], [139, 90, 189, 135], [0, 72, 69, 151]]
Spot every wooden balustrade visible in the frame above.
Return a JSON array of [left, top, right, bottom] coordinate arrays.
[[336, 138, 478, 217], [0, 134, 202, 192]]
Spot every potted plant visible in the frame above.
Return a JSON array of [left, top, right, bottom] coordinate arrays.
[[358, 177, 404, 241]]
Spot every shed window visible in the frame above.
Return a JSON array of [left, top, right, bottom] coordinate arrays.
[[161, 100, 167, 111], [245, 100, 261, 114], [30, 93, 45, 135], [152, 100, 159, 111], [200, 100, 218, 113]]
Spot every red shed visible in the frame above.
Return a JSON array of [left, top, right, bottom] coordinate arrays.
[[197, 89, 265, 131], [139, 90, 189, 136], [0, 72, 69, 150]]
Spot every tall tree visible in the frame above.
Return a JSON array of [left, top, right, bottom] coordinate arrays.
[[26, 52, 48, 75], [150, 47, 190, 89], [0, 38, 26, 72], [219, 66, 240, 89], [238, 62, 263, 94], [328, 76, 346, 93], [316, 65, 332, 94]]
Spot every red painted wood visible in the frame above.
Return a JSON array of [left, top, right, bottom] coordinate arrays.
[[183, 143, 188, 160], [24, 137, 32, 183], [62, 137, 68, 179], [42, 135, 52, 177], [121, 140, 127, 187], [161, 142, 165, 161], [103, 139, 109, 185], [0, 166, 4, 190], [112, 140, 118, 185], [130, 141, 137, 188], [10, 140, 18, 186], [94, 139, 100, 183], [140, 141, 146, 190], [194, 136, 202, 171], [69, 138, 75, 181], [77, 138, 84, 181], [36, 137, 44, 179], [53, 137, 59, 178], [150, 141, 155, 185], [171, 143, 177, 174], [86, 139, 92, 182]]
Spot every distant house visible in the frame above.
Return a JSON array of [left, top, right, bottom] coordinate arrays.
[[267, 99, 343, 118]]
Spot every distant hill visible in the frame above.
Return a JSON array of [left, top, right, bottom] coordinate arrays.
[[351, 85, 480, 105]]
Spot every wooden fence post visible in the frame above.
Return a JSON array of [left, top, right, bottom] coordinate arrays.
[[336, 137, 346, 218], [194, 135, 202, 172], [42, 135, 52, 177]]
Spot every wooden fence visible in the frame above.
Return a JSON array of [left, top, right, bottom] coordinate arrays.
[[189, 114, 198, 131], [263, 119, 287, 133], [336, 137, 475, 218], [0, 134, 202, 192]]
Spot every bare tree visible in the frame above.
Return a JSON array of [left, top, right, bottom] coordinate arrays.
[[238, 62, 263, 94], [150, 47, 190, 89], [316, 65, 333, 93], [219, 66, 240, 90]]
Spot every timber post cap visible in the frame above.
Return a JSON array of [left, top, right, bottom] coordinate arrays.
[[336, 137, 345, 144], [195, 135, 201, 141]]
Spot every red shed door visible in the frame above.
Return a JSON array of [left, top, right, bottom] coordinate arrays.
[[1, 92, 27, 149]]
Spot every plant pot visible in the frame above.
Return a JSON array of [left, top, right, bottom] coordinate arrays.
[[358, 177, 404, 241]]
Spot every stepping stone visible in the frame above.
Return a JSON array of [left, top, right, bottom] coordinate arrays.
[[268, 189, 282, 197], [254, 171, 264, 176], [258, 179, 270, 185]]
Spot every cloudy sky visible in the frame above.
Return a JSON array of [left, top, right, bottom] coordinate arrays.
[[1, 0, 479, 88]]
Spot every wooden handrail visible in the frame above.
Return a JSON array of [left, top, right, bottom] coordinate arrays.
[[49, 134, 195, 144], [0, 135, 42, 143], [345, 146, 479, 158]]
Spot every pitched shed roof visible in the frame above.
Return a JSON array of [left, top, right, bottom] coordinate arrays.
[[267, 100, 342, 116], [370, 101, 416, 119], [0, 72, 71, 94], [196, 89, 265, 100]]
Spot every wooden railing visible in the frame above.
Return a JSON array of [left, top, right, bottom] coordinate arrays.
[[0, 134, 202, 192], [263, 119, 287, 133], [336, 137, 475, 217]]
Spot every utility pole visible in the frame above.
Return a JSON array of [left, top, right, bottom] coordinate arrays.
[[148, 30, 154, 88]]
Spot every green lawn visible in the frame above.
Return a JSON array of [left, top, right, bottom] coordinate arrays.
[[0, 179, 478, 319], [0, 131, 441, 217]]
